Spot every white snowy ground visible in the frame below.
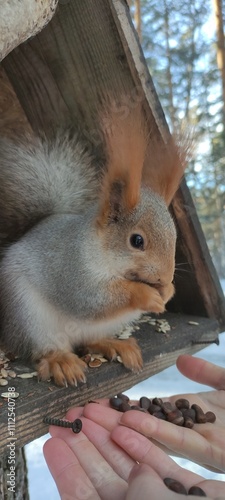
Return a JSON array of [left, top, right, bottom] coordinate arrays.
[[26, 329, 225, 499]]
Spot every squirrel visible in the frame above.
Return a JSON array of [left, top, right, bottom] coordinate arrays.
[[0, 103, 190, 386]]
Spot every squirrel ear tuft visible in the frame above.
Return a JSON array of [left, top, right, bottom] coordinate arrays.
[[97, 101, 148, 226], [142, 130, 194, 206]]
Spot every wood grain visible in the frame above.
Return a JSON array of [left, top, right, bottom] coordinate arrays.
[[0, 313, 220, 455], [0, 67, 32, 139]]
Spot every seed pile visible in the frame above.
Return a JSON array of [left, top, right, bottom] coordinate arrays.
[[109, 393, 216, 428], [0, 350, 17, 387], [164, 478, 206, 496], [81, 353, 109, 369], [130, 314, 171, 334], [0, 349, 37, 398]]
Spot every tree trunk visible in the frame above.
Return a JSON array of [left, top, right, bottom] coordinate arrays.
[[134, 0, 142, 41], [163, 0, 176, 130], [0, 448, 29, 499]]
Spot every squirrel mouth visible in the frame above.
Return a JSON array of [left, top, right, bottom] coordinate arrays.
[[124, 271, 160, 289]]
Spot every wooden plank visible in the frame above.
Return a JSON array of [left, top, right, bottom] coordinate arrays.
[[109, 0, 169, 136], [0, 66, 32, 139], [0, 313, 220, 454], [171, 184, 225, 324], [1, 0, 157, 137]]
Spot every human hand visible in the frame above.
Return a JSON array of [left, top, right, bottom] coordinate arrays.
[[116, 355, 225, 473], [43, 407, 225, 499], [76, 355, 225, 473]]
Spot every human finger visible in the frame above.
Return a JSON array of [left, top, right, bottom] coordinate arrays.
[[82, 402, 122, 430], [176, 355, 225, 390], [126, 463, 175, 500], [50, 415, 135, 481], [126, 463, 204, 500], [126, 463, 220, 500], [43, 437, 101, 500], [111, 424, 205, 490], [114, 427, 225, 497], [48, 426, 128, 499], [119, 410, 225, 472]]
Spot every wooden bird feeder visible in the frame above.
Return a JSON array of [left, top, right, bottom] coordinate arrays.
[[0, 0, 224, 454]]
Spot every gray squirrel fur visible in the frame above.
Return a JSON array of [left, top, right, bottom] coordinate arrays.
[[0, 109, 188, 386]]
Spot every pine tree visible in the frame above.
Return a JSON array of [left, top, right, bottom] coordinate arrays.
[[131, 0, 225, 277]]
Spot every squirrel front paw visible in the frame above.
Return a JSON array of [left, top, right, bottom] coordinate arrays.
[[36, 351, 87, 386], [159, 282, 175, 303], [86, 337, 143, 372], [128, 281, 166, 313]]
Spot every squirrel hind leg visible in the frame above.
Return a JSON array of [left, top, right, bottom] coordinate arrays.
[[86, 337, 143, 372], [36, 351, 87, 387]]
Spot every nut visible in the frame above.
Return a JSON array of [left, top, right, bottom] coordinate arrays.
[[182, 408, 196, 423], [166, 410, 184, 426], [188, 486, 206, 496], [117, 393, 130, 402], [175, 398, 190, 410], [183, 416, 194, 429], [110, 397, 123, 410], [205, 411, 216, 423], [0, 379, 8, 386], [152, 397, 163, 406], [191, 404, 207, 424], [88, 359, 102, 368], [118, 402, 131, 412], [1, 368, 8, 378], [152, 410, 167, 420], [161, 402, 174, 414], [1, 391, 19, 398], [109, 393, 216, 431], [139, 396, 151, 410], [130, 405, 148, 412], [110, 396, 131, 412], [17, 372, 37, 378], [148, 403, 162, 415], [163, 477, 187, 494]]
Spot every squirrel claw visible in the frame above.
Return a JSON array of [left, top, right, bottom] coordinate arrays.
[[36, 351, 87, 387], [86, 337, 143, 373]]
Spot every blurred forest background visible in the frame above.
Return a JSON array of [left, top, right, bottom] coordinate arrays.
[[130, 0, 225, 278]]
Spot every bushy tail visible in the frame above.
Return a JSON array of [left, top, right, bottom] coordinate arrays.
[[0, 134, 98, 245]]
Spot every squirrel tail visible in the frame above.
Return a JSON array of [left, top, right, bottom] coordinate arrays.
[[0, 133, 97, 245]]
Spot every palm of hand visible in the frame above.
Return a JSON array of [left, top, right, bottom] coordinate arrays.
[[166, 389, 225, 472], [169, 389, 225, 425]]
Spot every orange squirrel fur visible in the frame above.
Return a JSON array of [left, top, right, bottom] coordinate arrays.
[[0, 101, 191, 386]]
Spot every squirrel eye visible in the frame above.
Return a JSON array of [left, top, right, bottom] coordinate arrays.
[[130, 234, 144, 250]]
